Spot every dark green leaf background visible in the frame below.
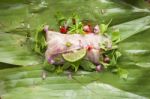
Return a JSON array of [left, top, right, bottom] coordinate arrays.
[[0, 0, 150, 99]]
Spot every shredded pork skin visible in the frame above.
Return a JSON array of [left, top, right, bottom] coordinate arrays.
[[44, 26, 112, 64]]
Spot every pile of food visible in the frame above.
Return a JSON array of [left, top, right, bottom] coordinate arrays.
[[34, 14, 126, 77]]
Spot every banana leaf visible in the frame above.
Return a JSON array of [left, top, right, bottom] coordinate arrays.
[[0, 0, 150, 99]]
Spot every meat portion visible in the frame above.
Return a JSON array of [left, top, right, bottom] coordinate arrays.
[[44, 26, 112, 64]]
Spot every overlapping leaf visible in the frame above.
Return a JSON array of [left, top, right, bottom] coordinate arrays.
[[0, 0, 150, 99]]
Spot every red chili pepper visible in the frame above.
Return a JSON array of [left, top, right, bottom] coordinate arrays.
[[60, 26, 68, 34], [83, 25, 93, 33], [86, 45, 93, 51]]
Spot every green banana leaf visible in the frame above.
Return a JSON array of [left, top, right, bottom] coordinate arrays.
[[0, 0, 150, 99]]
